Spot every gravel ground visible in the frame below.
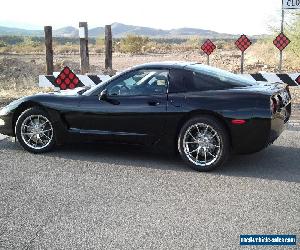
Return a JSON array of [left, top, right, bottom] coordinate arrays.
[[0, 128, 299, 249]]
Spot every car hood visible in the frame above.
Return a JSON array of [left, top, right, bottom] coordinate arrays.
[[48, 87, 88, 96], [0, 88, 84, 115]]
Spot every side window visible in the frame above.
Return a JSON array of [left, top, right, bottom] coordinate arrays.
[[186, 71, 231, 91], [106, 69, 169, 96], [169, 69, 188, 93]]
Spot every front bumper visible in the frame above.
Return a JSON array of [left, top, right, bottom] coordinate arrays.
[[0, 113, 14, 136]]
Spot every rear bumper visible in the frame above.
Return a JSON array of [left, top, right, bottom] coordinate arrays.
[[231, 115, 287, 154], [268, 103, 290, 144], [231, 101, 291, 154], [268, 115, 285, 144]]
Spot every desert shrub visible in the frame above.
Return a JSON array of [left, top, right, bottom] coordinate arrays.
[[217, 40, 236, 50], [0, 40, 7, 47], [260, 13, 300, 70], [2, 37, 44, 53], [185, 36, 200, 49], [22, 37, 41, 47], [120, 34, 150, 54], [95, 36, 105, 53], [54, 42, 78, 54], [284, 13, 300, 64]]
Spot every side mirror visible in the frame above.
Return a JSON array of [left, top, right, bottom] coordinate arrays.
[[99, 89, 108, 101]]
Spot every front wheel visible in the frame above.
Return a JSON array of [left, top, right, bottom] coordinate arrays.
[[15, 107, 56, 153], [178, 116, 230, 171]]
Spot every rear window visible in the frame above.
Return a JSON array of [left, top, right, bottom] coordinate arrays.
[[185, 64, 256, 91]]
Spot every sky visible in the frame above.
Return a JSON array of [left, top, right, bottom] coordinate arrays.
[[0, 0, 287, 35]]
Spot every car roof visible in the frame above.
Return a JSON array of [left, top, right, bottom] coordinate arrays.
[[132, 61, 198, 70]]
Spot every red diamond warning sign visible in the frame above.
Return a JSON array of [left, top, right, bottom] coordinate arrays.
[[55, 66, 81, 90], [273, 33, 290, 51], [235, 35, 252, 52], [201, 39, 216, 56]]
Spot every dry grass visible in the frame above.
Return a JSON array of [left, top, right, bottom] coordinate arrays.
[[0, 87, 50, 102], [246, 40, 300, 72], [1, 39, 300, 73]]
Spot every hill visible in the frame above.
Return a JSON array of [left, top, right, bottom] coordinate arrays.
[[0, 22, 236, 39]]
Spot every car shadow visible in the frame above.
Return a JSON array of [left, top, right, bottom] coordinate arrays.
[[1, 138, 299, 183], [218, 145, 300, 183]]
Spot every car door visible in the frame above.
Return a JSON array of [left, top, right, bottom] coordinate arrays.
[[78, 68, 169, 144]]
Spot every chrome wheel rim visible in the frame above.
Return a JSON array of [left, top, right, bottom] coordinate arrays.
[[20, 115, 53, 150], [183, 123, 221, 167]]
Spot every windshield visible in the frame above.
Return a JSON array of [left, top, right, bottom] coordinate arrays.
[[83, 70, 128, 96], [185, 64, 257, 87]]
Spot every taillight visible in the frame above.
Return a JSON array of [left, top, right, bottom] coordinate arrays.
[[270, 98, 277, 114], [231, 119, 246, 125]]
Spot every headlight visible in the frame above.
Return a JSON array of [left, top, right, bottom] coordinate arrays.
[[0, 107, 9, 116], [0, 119, 5, 126]]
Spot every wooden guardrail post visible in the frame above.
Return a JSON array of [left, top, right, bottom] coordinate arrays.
[[44, 26, 53, 75], [79, 22, 89, 74], [105, 25, 112, 69]]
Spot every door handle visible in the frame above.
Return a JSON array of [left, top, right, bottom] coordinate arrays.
[[148, 100, 160, 106]]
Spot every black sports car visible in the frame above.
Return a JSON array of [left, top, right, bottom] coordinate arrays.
[[0, 62, 292, 171]]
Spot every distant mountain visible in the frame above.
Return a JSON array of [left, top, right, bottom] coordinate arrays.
[[89, 27, 105, 37], [0, 22, 236, 38], [53, 26, 78, 37], [0, 26, 43, 36], [169, 28, 223, 37], [110, 22, 169, 37]]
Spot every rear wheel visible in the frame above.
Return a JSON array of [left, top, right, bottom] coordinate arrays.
[[178, 116, 230, 171], [15, 107, 56, 153]]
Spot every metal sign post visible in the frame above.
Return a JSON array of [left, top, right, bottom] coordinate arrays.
[[235, 35, 252, 74], [241, 51, 245, 74], [280, 2, 285, 72], [201, 39, 216, 66]]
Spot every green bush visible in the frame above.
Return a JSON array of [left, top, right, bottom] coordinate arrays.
[[186, 36, 200, 48], [22, 37, 41, 47], [120, 34, 150, 54], [285, 14, 300, 54], [0, 40, 7, 47], [95, 36, 105, 53]]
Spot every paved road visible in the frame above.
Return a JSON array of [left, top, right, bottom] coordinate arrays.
[[0, 129, 299, 249]]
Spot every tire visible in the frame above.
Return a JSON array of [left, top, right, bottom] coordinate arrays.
[[15, 107, 56, 153], [178, 115, 230, 171]]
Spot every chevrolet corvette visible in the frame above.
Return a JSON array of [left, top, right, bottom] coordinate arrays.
[[0, 62, 292, 171]]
